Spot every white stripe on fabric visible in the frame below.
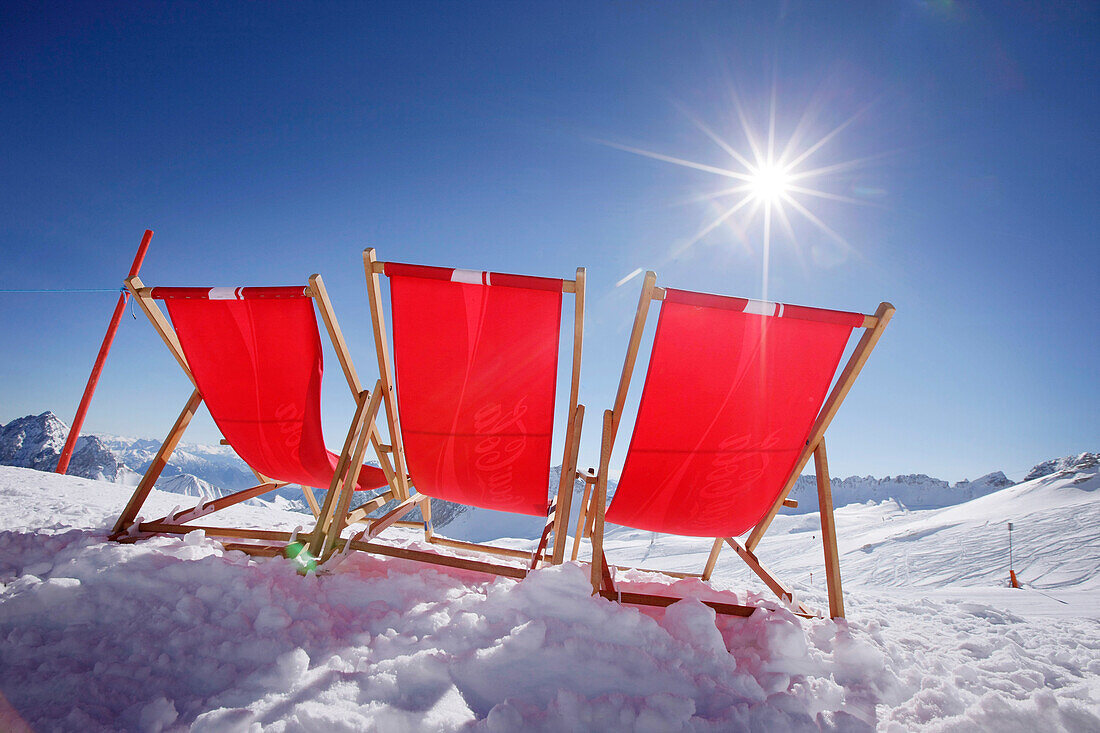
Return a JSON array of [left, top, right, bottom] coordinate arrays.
[[208, 287, 238, 300], [743, 299, 779, 317], [777, 303, 785, 317], [450, 269, 483, 285]]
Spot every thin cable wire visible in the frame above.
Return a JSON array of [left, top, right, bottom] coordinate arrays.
[[0, 288, 126, 293]]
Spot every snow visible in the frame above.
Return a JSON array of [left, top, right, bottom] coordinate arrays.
[[1, 465, 1098, 731]]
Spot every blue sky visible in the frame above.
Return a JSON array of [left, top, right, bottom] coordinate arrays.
[[1, 1, 1096, 483]]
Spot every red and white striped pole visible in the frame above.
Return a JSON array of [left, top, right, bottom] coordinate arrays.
[[56, 229, 153, 475]]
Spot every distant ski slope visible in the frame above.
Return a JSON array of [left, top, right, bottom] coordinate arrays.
[[602, 454, 1100, 598]]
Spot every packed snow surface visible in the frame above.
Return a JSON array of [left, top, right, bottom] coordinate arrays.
[[1, 465, 1098, 731]]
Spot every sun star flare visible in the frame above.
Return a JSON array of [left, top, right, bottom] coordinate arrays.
[[605, 91, 873, 301]]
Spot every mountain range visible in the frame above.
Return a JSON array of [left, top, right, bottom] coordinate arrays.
[[1, 411, 1091, 536]]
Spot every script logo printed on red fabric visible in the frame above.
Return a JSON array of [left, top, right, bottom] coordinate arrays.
[[274, 402, 304, 451], [473, 399, 529, 507], [691, 429, 782, 517]]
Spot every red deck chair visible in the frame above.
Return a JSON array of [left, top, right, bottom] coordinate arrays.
[[578, 272, 894, 619], [316, 249, 586, 576], [111, 273, 399, 555]]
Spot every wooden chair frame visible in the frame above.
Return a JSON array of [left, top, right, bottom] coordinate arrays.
[[110, 274, 399, 555], [315, 249, 587, 576], [579, 271, 894, 619]]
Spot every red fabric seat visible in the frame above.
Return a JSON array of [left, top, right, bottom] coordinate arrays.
[[384, 263, 564, 516], [154, 287, 387, 493], [604, 289, 864, 538]]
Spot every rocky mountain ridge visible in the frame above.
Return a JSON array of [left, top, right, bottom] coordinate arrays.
[[785, 469, 1015, 514], [0, 413, 138, 485], [2, 411, 1093, 533]]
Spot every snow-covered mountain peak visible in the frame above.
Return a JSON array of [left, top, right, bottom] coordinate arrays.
[[154, 473, 221, 500], [1024, 452, 1099, 482], [0, 411, 136, 484], [0, 411, 68, 468]]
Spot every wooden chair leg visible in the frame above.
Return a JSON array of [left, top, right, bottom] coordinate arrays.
[[583, 488, 599, 538], [599, 550, 615, 594], [530, 502, 557, 570], [421, 493, 434, 541], [701, 537, 724, 581], [309, 388, 373, 557], [815, 440, 845, 619], [571, 474, 594, 562], [301, 486, 321, 518], [321, 387, 385, 556], [551, 404, 585, 564], [590, 410, 614, 593]]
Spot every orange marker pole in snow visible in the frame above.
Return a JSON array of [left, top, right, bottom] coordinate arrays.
[[56, 229, 153, 475], [1008, 521, 1021, 588]]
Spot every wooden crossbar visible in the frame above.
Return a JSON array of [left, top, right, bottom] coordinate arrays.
[[414, 496, 561, 566], [221, 543, 284, 558], [363, 493, 427, 540], [131, 523, 301, 543], [124, 523, 530, 584], [601, 590, 815, 619], [611, 566, 703, 580], [342, 538, 529, 579], [428, 536, 552, 563], [598, 590, 759, 618], [140, 481, 279, 529], [344, 493, 394, 525]]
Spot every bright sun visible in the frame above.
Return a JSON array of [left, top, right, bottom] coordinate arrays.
[[601, 89, 872, 301], [748, 162, 791, 203]]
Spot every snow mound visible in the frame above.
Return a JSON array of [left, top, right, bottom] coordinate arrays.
[[0, 466, 1098, 730]]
